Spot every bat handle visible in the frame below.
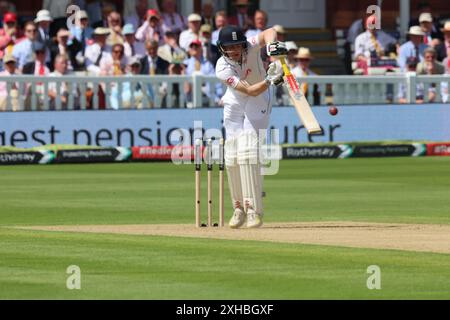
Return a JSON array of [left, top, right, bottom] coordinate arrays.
[[279, 57, 291, 77]]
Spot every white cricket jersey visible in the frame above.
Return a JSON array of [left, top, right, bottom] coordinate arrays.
[[215, 36, 267, 101]]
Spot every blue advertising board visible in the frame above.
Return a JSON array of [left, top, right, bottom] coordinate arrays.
[[1, 104, 449, 148]]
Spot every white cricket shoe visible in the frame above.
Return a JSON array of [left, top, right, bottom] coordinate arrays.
[[246, 209, 263, 229], [229, 207, 246, 229]]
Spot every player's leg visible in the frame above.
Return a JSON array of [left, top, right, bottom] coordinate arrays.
[[223, 106, 246, 229], [239, 93, 271, 228]]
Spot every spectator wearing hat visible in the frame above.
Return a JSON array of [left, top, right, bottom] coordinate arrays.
[[211, 10, 228, 46], [135, 9, 164, 44], [435, 21, 450, 62], [160, 54, 186, 107], [184, 38, 222, 107], [245, 10, 268, 39], [228, 0, 253, 32], [0, 12, 23, 63], [292, 47, 320, 105], [35, 10, 53, 46], [419, 13, 442, 47], [123, 24, 145, 60], [12, 21, 39, 69], [48, 54, 79, 110], [199, 24, 219, 66], [85, 27, 112, 75], [409, 2, 443, 41], [69, 10, 94, 51], [398, 26, 429, 71], [160, 0, 186, 34], [50, 28, 82, 72], [273, 25, 286, 42], [124, 0, 160, 31], [353, 15, 397, 72], [0, 53, 20, 111], [0, 1, 16, 29], [201, 1, 216, 30], [179, 14, 202, 53], [284, 41, 298, 69]]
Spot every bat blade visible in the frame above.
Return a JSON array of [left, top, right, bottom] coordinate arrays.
[[285, 83, 323, 134], [279, 58, 322, 134]]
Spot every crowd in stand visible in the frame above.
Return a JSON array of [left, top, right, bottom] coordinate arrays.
[[0, 0, 449, 110], [347, 1, 450, 103]]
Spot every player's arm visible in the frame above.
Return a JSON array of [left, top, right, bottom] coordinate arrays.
[[257, 27, 277, 47], [233, 62, 284, 97]]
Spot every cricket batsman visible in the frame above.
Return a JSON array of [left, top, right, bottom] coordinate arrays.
[[216, 25, 287, 228]]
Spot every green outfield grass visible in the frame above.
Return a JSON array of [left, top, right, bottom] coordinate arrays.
[[1, 157, 450, 299]]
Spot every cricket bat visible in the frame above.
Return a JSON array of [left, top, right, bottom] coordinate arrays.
[[279, 57, 323, 134]]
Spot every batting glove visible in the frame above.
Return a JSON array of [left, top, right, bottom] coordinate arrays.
[[265, 62, 284, 86], [266, 41, 288, 57]]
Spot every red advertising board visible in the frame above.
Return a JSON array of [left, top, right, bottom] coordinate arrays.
[[426, 143, 450, 156], [132, 146, 195, 161]]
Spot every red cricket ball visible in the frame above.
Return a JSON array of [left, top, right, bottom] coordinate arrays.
[[329, 106, 338, 116]]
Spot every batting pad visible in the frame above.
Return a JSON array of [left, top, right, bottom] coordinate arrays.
[[237, 132, 263, 215], [225, 136, 243, 209]]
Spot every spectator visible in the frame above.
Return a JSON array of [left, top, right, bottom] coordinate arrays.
[[43, 0, 71, 37], [161, 54, 186, 107], [85, 27, 112, 75], [122, 24, 145, 59], [92, 2, 115, 28], [0, 1, 16, 28], [199, 24, 219, 66], [398, 56, 423, 104], [245, 10, 268, 39], [12, 21, 38, 70], [211, 10, 227, 45], [69, 10, 94, 49], [416, 47, 445, 103], [0, 53, 19, 111], [111, 56, 152, 109], [140, 39, 169, 75], [398, 26, 428, 72], [48, 54, 79, 110], [34, 10, 53, 46], [201, 1, 215, 29], [184, 39, 221, 107], [100, 42, 126, 76], [135, 9, 164, 44], [157, 30, 186, 65], [409, 1, 443, 41], [273, 25, 286, 42], [23, 41, 51, 110], [179, 14, 202, 53], [50, 29, 81, 72], [435, 21, 450, 62], [0, 12, 23, 63], [69, 10, 94, 70], [354, 15, 397, 73], [140, 39, 170, 106], [228, 0, 253, 32], [106, 11, 124, 46], [292, 47, 320, 105], [419, 13, 441, 47], [160, 0, 186, 34], [124, 0, 159, 30], [285, 41, 298, 69]]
